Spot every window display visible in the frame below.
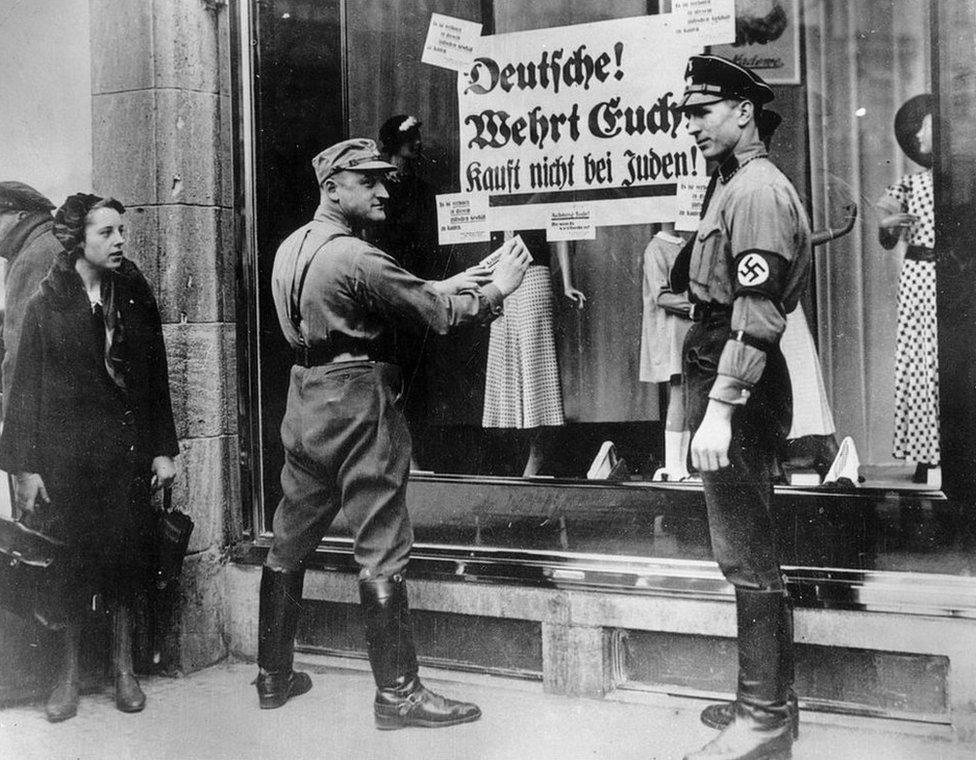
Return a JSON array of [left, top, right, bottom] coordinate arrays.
[[239, 0, 974, 577]]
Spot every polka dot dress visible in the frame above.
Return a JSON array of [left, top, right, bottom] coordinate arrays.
[[881, 169, 940, 464], [482, 265, 565, 429]]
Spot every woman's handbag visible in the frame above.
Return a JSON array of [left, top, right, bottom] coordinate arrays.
[[0, 515, 66, 627], [148, 488, 194, 665]]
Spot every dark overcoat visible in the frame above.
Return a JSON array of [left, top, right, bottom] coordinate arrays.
[[0, 253, 178, 579]]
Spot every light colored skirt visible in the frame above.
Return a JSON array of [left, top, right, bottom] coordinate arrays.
[[781, 307, 835, 439], [482, 265, 565, 429]]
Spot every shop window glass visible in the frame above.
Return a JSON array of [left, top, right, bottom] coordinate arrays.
[[244, 0, 976, 576]]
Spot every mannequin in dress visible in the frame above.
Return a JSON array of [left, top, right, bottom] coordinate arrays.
[[876, 94, 939, 484], [482, 231, 583, 477]]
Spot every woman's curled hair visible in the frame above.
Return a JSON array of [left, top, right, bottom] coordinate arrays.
[[53, 193, 126, 257]]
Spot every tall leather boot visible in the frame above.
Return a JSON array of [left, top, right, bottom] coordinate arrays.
[[684, 588, 793, 760], [114, 603, 146, 713], [45, 624, 81, 723], [255, 566, 312, 709], [700, 592, 798, 739], [360, 575, 481, 730]]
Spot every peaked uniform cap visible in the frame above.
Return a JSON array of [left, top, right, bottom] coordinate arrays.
[[678, 54, 775, 109], [312, 138, 396, 185]]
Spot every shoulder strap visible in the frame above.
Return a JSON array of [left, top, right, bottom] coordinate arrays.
[[289, 231, 351, 337]]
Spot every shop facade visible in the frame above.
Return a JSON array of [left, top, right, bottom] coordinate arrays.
[[4, 0, 976, 745]]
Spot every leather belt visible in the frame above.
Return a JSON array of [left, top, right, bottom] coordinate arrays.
[[294, 342, 375, 367], [905, 245, 936, 263], [690, 301, 732, 323]]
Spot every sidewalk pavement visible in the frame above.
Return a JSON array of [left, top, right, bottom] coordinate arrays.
[[0, 656, 970, 760]]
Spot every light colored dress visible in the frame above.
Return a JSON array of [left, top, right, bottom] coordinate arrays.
[[780, 306, 835, 439], [640, 231, 693, 383], [482, 231, 564, 429]]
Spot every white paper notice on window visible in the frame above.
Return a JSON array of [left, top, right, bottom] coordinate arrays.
[[436, 192, 490, 245], [421, 13, 482, 72], [671, 0, 736, 46], [546, 206, 596, 241], [674, 176, 712, 231]]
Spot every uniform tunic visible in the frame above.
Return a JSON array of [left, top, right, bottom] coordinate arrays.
[[683, 138, 812, 590], [267, 205, 503, 578], [876, 169, 939, 465]]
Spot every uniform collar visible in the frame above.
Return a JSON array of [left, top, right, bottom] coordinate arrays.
[[717, 137, 768, 184], [312, 202, 354, 233]]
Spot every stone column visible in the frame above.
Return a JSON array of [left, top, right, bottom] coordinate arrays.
[[90, 0, 237, 671]]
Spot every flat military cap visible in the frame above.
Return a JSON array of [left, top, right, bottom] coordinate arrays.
[[312, 138, 396, 185], [0, 181, 55, 213], [678, 54, 775, 109]]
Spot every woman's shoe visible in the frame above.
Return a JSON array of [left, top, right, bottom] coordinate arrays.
[[45, 680, 80, 723], [115, 672, 146, 713], [45, 623, 81, 722], [113, 604, 146, 712]]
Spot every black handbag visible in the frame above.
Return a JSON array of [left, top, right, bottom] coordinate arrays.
[[0, 515, 66, 628], [148, 488, 194, 665]]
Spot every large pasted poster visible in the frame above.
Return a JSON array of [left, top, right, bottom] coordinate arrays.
[[457, 15, 703, 231]]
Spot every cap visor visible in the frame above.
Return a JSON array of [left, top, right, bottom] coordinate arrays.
[[678, 92, 729, 110], [347, 159, 397, 172]]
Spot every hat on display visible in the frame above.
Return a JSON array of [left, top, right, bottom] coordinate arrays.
[[894, 94, 934, 168], [678, 54, 775, 110], [312, 138, 397, 186]]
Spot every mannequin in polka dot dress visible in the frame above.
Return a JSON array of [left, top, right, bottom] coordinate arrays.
[[876, 94, 939, 483]]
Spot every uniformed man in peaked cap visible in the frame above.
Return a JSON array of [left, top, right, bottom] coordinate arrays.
[[257, 137, 530, 729], [671, 55, 812, 760]]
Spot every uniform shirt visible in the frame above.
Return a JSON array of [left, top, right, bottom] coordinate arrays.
[[271, 204, 504, 352], [688, 137, 812, 405]]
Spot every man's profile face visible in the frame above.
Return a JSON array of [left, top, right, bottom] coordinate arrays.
[[327, 170, 390, 224], [684, 99, 748, 161], [0, 209, 25, 241]]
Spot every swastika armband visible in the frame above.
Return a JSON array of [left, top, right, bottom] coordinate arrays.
[[732, 249, 787, 304]]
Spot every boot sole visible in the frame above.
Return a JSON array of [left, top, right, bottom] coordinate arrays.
[[374, 710, 482, 730]]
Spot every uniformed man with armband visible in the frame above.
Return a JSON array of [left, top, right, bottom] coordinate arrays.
[[255, 138, 530, 730], [671, 55, 812, 760]]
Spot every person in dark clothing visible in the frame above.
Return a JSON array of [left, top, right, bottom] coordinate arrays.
[[672, 56, 812, 760], [259, 138, 529, 729], [0, 193, 179, 723], [369, 116, 441, 464], [0, 182, 63, 419]]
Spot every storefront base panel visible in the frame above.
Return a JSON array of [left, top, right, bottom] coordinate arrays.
[[224, 561, 976, 745], [297, 601, 543, 680], [621, 631, 949, 723]]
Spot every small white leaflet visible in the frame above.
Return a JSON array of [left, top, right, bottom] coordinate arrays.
[[671, 0, 736, 46], [546, 206, 595, 242], [674, 176, 712, 232], [436, 192, 490, 245], [421, 13, 482, 73]]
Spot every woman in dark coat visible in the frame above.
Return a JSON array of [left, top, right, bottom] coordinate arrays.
[[0, 193, 178, 722]]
